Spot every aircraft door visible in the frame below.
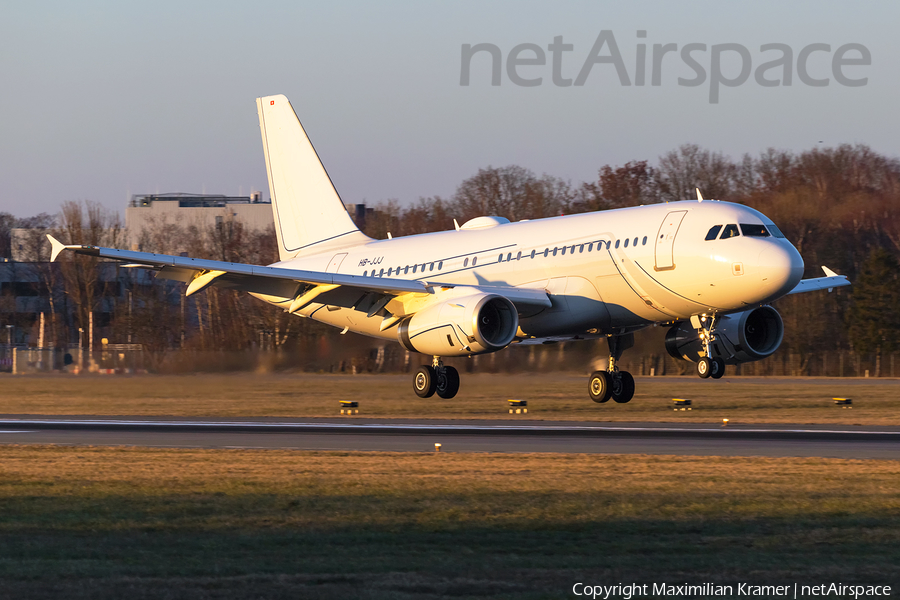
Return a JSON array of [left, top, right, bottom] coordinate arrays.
[[326, 253, 347, 273], [654, 211, 687, 271]]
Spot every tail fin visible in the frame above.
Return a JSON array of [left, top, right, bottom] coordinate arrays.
[[257, 94, 370, 260]]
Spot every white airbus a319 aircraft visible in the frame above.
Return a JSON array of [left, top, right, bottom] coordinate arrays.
[[49, 94, 849, 403]]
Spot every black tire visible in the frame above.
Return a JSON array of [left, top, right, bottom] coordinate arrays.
[[612, 371, 635, 403], [436, 366, 460, 399], [710, 357, 726, 379], [414, 365, 437, 398], [697, 357, 712, 379], [589, 370, 611, 403]]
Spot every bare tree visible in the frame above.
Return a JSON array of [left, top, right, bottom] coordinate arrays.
[[53, 201, 123, 346], [655, 144, 737, 201], [453, 165, 571, 222]]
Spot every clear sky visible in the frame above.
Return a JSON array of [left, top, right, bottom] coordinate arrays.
[[2, 0, 898, 218]]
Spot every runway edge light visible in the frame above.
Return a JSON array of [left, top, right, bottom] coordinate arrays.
[[340, 400, 359, 415]]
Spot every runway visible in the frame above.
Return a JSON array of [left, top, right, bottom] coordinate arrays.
[[0, 416, 898, 459]]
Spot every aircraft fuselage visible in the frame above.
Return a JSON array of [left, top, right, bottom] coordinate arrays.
[[259, 200, 804, 343]]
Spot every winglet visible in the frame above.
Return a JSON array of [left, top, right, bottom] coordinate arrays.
[[696, 188, 704, 202], [822, 266, 838, 277], [47, 235, 67, 262]]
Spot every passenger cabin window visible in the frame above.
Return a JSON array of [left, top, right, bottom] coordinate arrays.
[[552, 247, 558, 256], [412, 264, 417, 273], [464, 258, 469, 267], [740, 224, 770, 237], [561, 246, 566, 255], [429, 263, 434, 271], [438, 261, 443, 270], [705, 225, 722, 241], [587, 243, 593, 252], [530, 250, 536, 259], [516, 251, 522, 260], [404, 266, 409, 275], [615, 240, 620, 249], [624, 238, 629, 248], [472, 257, 478, 266], [507, 252, 513, 261], [720, 224, 740, 239], [642, 236, 648, 245], [633, 237, 638, 246], [543, 248, 549, 257], [498, 254, 503, 262]]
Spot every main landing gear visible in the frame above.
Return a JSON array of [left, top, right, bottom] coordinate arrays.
[[589, 334, 635, 404], [693, 314, 725, 379], [414, 356, 460, 399]]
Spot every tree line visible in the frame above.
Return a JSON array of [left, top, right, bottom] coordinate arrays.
[[2, 142, 899, 375]]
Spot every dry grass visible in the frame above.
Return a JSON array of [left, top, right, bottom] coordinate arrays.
[[1, 372, 899, 425], [0, 446, 898, 598]]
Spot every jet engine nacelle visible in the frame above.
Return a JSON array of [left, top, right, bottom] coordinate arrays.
[[398, 291, 518, 357], [665, 306, 784, 365]]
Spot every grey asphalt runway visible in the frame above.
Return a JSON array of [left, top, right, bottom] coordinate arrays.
[[0, 416, 898, 458]]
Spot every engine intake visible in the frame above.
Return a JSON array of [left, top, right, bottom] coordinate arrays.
[[398, 291, 518, 356], [665, 306, 784, 365]]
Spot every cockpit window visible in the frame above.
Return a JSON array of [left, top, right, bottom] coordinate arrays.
[[705, 225, 722, 241], [720, 224, 740, 239], [740, 223, 770, 237], [766, 223, 786, 238]]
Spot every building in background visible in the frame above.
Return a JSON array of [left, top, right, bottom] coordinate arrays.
[[126, 192, 273, 253]]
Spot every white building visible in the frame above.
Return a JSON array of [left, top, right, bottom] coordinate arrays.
[[125, 193, 274, 252]]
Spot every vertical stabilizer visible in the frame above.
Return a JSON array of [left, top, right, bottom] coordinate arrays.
[[257, 95, 370, 260]]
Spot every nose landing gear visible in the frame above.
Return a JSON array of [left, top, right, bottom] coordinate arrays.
[[589, 333, 635, 404], [414, 356, 460, 399], [694, 315, 725, 379]]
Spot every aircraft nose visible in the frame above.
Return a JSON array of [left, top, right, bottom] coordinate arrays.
[[758, 242, 804, 299]]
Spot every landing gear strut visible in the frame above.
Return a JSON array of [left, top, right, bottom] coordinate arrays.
[[589, 333, 635, 404], [694, 315, 725, 379], [414, 356, 460, 399]]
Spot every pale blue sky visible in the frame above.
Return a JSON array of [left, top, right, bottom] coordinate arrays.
[[2, 1, 898, 218]]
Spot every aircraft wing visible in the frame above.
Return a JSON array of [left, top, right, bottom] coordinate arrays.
[[787, 266, 851, 295], [47, 235, 551, 312]]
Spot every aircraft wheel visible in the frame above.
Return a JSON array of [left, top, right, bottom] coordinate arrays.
[[710, 357, 726, 379], [697, 357, 712, 379], [612, 371, 635, 403], [589, 371, 611, 403], [436, 366, 460, 399], [414, 365, 437, 398]]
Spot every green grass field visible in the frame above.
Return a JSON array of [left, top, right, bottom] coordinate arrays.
[[0, 446, 897, 599], [0, 372, 898, 425]]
